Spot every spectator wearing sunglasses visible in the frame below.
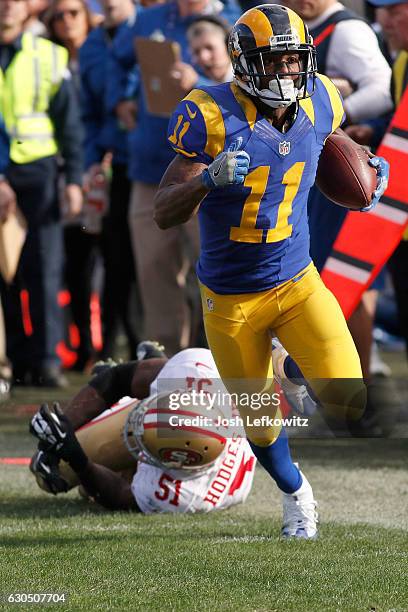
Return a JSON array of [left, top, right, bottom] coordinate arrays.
[[45, 0, 100, 90]]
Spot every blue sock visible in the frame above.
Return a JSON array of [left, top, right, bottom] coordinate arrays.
[[249, 429, 302, 494], [283, 355, 318, 403], [283, 355, 304, 380]]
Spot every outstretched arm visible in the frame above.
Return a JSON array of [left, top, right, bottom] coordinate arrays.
[[62, 358, 167, 430], [76, 462, 140, 511], [30, 403, 140, 510]]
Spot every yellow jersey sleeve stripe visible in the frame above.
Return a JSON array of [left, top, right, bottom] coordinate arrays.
[[230, 83, 257, 131], [287, 8, 306, 44], [173, 147, 197, 158], [317, 73, 344, 133], [184, 89, 226, 160], [393, 50, 408, 106], [238, 8, 274, 47], [299, 96, 315, 126]]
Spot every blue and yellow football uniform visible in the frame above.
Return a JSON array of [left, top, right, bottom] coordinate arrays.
[[169, 76, 343, 294], [167, 77, 364, 444]]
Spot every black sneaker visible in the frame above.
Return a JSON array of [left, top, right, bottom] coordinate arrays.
[[12, 365, 31, 386], [31, 367, 68, 389]]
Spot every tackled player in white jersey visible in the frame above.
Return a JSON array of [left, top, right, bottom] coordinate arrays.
[[30, 341, 318, 536], [29, 343, 256, 515]]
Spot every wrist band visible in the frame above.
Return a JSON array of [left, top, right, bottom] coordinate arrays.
[[201, 169, 214, 190]]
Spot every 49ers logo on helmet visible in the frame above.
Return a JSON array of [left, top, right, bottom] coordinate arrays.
[[160, 448, 202, 465]]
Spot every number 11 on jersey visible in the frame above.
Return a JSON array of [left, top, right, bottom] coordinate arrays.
[[230, 161, 306, 244]]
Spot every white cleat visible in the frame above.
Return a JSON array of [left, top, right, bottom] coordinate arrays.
[[272, 338, 317, 417], [281, 470, 318, 540]]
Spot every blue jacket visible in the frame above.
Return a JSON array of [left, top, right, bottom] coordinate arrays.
[[107, 0, 240, 184], [0, 116, 9, 174], [79, 13, 137, 169]]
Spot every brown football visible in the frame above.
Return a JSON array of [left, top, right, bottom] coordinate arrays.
[[315, 131, 378, 210]]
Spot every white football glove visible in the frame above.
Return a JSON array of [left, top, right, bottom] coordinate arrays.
[[201, 146, 250, 189]]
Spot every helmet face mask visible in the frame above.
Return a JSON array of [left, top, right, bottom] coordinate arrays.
[[124, 391, 227, 474], [229, 4, 317, 108], [243, 49, 311, 106]]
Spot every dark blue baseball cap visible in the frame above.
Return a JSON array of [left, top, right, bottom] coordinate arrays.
[[367, 0, 407, 6]]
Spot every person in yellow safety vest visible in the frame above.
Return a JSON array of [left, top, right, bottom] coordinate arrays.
[[0, 0, 83, 388]]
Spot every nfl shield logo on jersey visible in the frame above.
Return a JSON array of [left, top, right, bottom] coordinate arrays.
[[279, 141, 291, 156], [206, 298, 214, 311]]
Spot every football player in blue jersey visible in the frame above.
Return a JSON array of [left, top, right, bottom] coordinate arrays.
[[153, 4, 389, 539]]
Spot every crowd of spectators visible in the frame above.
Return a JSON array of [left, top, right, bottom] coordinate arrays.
[[0, 0, 406, 400]]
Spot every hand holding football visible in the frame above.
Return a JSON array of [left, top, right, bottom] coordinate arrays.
[[316, 130, 378, 210]]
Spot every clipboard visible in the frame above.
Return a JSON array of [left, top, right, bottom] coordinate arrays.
[[134, 37, 186, 117], [0, 207, 27, 284]]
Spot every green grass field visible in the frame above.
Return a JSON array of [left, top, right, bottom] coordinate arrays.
[[1, 358, 407, 612]]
